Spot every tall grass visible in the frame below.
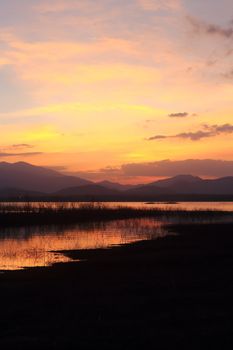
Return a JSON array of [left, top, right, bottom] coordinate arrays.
[[0, 202, 232, 227]]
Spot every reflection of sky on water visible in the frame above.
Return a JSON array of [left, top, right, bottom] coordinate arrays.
[[0, 201, 232, 271], [0, 218, 168, 271]]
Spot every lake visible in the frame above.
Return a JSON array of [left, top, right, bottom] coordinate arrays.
[[0, 201, 232, 271], [0, 218, 169, 270]]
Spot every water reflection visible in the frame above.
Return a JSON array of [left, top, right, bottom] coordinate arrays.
[[0, 219, 168, 271]]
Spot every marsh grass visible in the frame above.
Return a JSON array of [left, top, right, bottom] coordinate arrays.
[[0, 202, 232, 227]]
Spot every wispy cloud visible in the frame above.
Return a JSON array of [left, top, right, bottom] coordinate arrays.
[[0, 102, 158, 121], [0, 152, 42, 157], [147, 135, 167, 140], [167, 112, 198, 118], [35, 0, 87, 13], [121, 159, 233, 178], [188, 16, 233, 38], [137, 0, 182, 12], [147, 124, 233, 141], [223, 69, 233, 79], [168, 112, 189, 118], [36, 0, 182, 15], [10, 144, 34, 149], [0, 144, 34, 152], [71, 159, 233, 181]]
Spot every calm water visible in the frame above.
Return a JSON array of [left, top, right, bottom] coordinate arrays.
[[0, 218, 169, 271], [0, 201, 232, 271]]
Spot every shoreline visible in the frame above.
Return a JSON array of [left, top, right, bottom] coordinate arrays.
[[0, 203, 232, 228], [0, 222, 233, 348]]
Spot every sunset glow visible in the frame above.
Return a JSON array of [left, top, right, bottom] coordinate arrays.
[[0, 0, 232, 182]]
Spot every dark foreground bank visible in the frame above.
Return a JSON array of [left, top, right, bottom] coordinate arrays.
[[0, 222, 233, 349]]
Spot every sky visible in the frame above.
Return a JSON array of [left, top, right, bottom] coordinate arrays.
[[0, 0, 232, 183]]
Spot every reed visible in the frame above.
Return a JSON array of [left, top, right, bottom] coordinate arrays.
[[0, 202, 232, 227]]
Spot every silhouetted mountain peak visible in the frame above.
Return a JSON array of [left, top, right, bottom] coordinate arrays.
[[0, 162, 232, 198], [0, 161, 92, 193], [97, 180, 135, 191], [15, 161, 32, 166], [152, 174, 202, 188], [170, 174, 201, 181]]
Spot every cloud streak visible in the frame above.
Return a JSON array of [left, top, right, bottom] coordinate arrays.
[[188, 16, 233, 38], [223, 69, 233, 79], [0, 152, 42, 157], [168, 112, 189, 118], [10, 144, 34, 149], [121, 159, 233, 178], [147, 124, 233, 141], [72, 159, 233, 182], [137, 0, 182, 12]]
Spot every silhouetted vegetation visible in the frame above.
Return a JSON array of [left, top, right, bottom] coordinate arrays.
[[0, 202, 232, 227]]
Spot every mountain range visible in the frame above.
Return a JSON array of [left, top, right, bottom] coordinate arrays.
[[0, 161, 233, 200], [0, 161, 91, 193]]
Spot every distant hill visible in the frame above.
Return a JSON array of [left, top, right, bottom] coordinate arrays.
[[126, 175, 233, 196], [0, 163, 232, 200], [0, 162, 91, 193], [0, 187, 45, 199], [54, 184, 119, 197], [150, 175, 202, 188], [52, 175, 233, 200], [97, 181, 137, 191]]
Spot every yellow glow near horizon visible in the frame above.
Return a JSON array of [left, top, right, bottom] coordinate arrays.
[[0, 0, 232, 182]]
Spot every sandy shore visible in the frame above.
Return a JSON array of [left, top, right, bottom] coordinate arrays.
[[0, 222, 232, 349]]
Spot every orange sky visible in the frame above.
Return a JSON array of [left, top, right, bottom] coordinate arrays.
[[0, 0, 232, 182]]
